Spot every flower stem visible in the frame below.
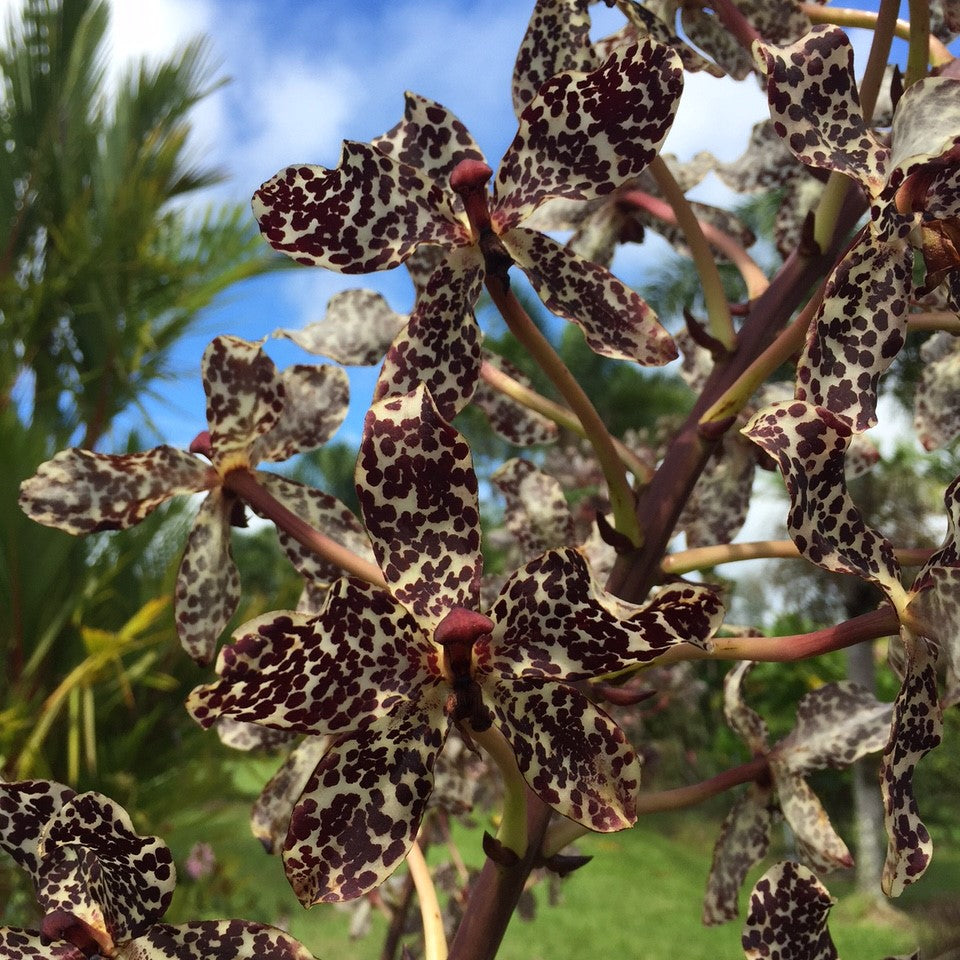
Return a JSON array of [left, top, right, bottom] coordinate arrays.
[[647, 158, 736, 347], [811, 0, 897, 251], [908, 312, 960, 334], [801, 3, 953, 67], [652, 606, 900, 667], [479, 360, 653, 484], [485, 276, 643, 546], [906, 0, 932, 86], [620, 187, 769, 300], [223, 468, 387, 588], [698, 281, 822, 426], [662, 540, 934, 575], [407, 841, 447, 960], [472, 724, 528, 857]]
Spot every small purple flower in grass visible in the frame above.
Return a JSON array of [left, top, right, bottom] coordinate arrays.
[[0, 779, 315, 960], [187, 385, 724, 904], [18, 336, 352, 664], [759, 26, 960, 432], [253, 41, 682, 421]]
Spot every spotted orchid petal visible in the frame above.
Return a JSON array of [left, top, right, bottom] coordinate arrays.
[[887, 77, 960, 193], [914, 332, 960, 450], [252, 142, 465, 272], [679, 10, 750, 80], [216, 719, 296, 753], [252, 736, 332, 854], [18, 447, 209, 535], [881, 638, 943, 896], [117, 921, 316, 960], [371, 92, 486, 184], [771, 768, 852, 873], [504, 226, 677, 364], [0, 780, 76, 878], [723, 661, 769, 754], [494, 41, 683, 231], [795, 231, 913, 433], [488, 679, 640, 831], [274, 289, 408, 366], [254, 473, 374, 586], [472, 352, 559, 446], [742, 401, 902, 596], [0, 930, 81, 960], [491, 458, 576, 563], [612, 2, 724, 78], [703, 784, 775, 925], [356, 385, 483, 626], [776, 682, 892, 775], [760, 26, 886, 193], [907, 475, 960, 678], [487, 548, 722, 681], [186, 583, 433, 735], [679, 438, 756, 548], [174, 489, 241, 665], [202, 337, 283, 468], [36, 791, 175, 942], [282, 701, 447, 904], [373, 250, 484, 421], [742, 861, 837, 960], [251, 364, 349, 464], [512, 0, 596, 117]]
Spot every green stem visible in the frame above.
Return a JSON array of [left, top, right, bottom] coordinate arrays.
[[407, 841, 447, 960], [801, 3, 953, 67], [662, 540, 934, 576], [472, 724, 528, 856], [648, 157, 736, 347], [479, 360, 653, 484], [812, 0, 898, 251], [485, 277, 642, 546], [906, 0, 932, 85], [698, 279, 822, 426], [223, 468, 387, 588]]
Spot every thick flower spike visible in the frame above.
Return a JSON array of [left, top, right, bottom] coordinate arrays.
[[741, 862, 837, 960], [19, 336, 352, 663], [760, 26, 960, 432], [0, 780, 315, 960], [188, 385, 724, 904], [704, 662, 890, 924], [254, 43, 682, 419]]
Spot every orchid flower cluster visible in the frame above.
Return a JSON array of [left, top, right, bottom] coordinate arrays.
[[9, 0, 960, 958]]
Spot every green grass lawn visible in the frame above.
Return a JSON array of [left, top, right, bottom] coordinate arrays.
[[163, 771, 950, 960]]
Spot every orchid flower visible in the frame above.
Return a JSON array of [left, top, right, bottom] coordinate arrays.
[[744, 399, 960, 895], [253, 42, 683, 421], [18, 336, 351, 663], [0, 780, 315, 960], [760, 27, 960, 432], [187, 385, 724, 904], [703, 661, 890, 923]]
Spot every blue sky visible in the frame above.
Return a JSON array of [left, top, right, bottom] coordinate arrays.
[[2, 0, 944, 448]]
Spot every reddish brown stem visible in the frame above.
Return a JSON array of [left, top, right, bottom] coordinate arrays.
[[655, 606, 900, 667], [607, 187, 868, 603], [222, 467, 387, 588]]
